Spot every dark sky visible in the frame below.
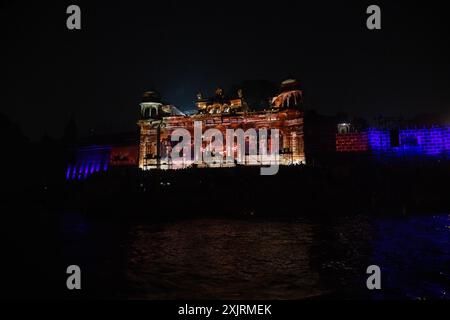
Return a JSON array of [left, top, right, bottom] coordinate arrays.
[[2, 1, 450, 140]]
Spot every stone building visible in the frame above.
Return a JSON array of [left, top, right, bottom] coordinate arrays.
[[137, 79, 306, 169]]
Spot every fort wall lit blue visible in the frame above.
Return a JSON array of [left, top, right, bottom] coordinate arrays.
[[367, 126, 450, 159], [66, 145, 112, 180]]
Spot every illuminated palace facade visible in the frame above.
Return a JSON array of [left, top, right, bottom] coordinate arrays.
[[137, 79, 305, 170], [64, 79, 450, 180]]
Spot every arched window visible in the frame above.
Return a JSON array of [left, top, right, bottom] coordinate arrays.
[[150, 107, 158, 118], [143, 107, 150, 119]]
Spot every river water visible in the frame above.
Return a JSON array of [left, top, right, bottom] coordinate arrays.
[[55, 213, 449, 300]]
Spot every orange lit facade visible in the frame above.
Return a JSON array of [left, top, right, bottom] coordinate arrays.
[[138, 80, 306, 170]]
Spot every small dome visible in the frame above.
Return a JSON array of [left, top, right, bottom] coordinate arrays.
[[280, 79, 301, 91], [273, 79, 303, 108], [142, 91, 161, 103]]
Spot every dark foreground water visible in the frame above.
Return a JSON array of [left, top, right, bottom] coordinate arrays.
[[4, 213, 449, 299], [51, 213, 450, 300]]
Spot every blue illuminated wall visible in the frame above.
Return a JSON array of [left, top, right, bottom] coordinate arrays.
[[66, 145, 112, 180], [367, 126, 450, 160]]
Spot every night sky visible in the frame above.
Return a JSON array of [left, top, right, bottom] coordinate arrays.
[[2, 1, 450, 140]]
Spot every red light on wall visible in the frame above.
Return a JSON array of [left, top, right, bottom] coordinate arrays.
[[336, 133, 369, 152], [110, 145, 139, 166]]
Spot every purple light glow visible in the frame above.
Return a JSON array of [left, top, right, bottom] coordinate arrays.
[[84, 164, 90, 178], [66, 165, 72, 180], [368, 126, 450, 160], [66, 145, 112, 180], [71, 165, 77, 180]]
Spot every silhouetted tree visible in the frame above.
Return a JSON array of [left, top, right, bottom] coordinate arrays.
[[62, 114, 78, 145]]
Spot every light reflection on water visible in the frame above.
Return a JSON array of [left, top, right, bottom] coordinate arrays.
[[61, 214, 450, 299], [126, 220, 322, 299], [370, 215, 450, 299]]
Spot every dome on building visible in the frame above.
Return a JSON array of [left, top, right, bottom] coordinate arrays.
[[142, 91, 162, 103], [272, 78, 303, 108], [280, 79, 301, 91]]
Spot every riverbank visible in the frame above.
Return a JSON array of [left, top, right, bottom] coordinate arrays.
[[5, 161, 449, 219]]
